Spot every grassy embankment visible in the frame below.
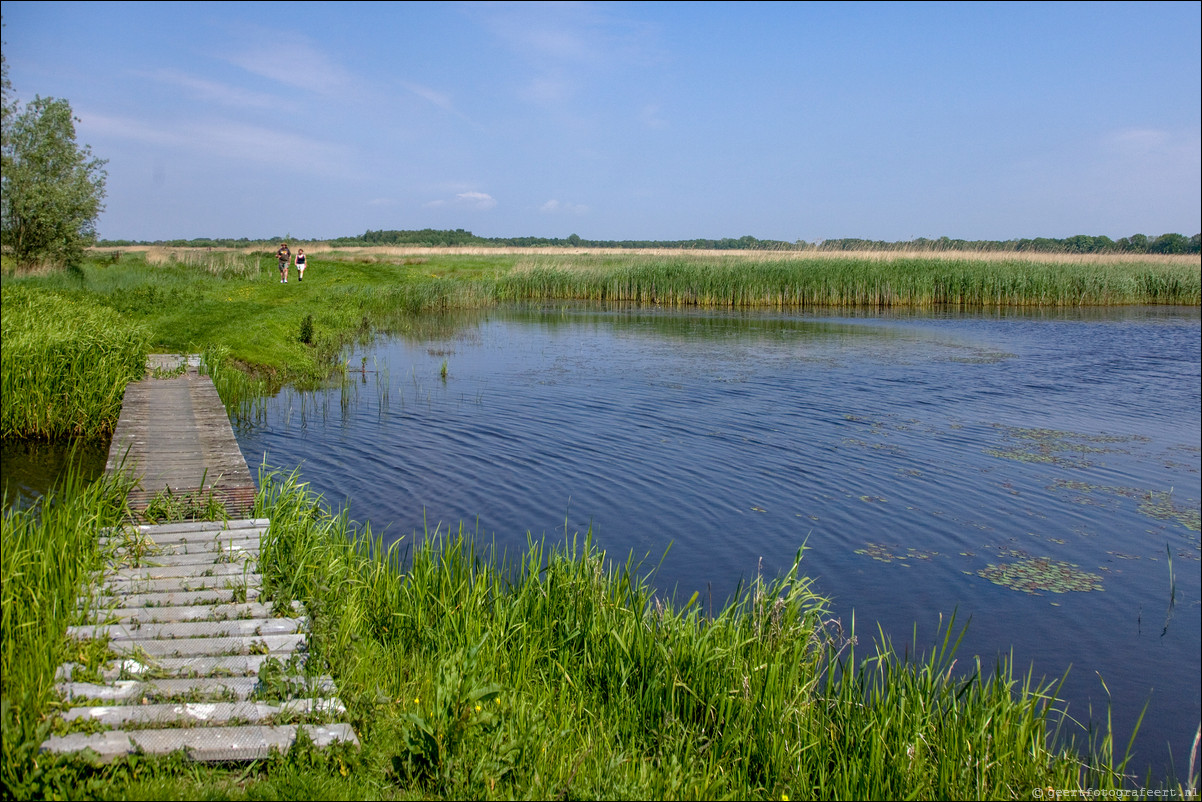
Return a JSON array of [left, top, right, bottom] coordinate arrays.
[[2, 248, 1199, 798]]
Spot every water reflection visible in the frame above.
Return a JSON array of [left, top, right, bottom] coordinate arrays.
[[1, 438, 109, 511]]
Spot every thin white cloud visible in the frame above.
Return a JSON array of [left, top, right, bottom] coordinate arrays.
[[519, 75, 574, 104], [77, 111, 355, 177], [398, 80, 479, 126], [425, 192, 498, 211], [474, 3, 660, 67], [136, 69, 279, 109], [400, 81, 457, 114], [540, 199, 589, 215], [79, 111, 186, 147], [1101, 127, 1197, 162], [469, 3, 664, 108], [225, 37, 355, 96], [640, 103, 668, 130]]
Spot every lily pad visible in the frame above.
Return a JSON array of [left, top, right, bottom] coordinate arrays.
[[977, 557, 1103, 595], [855, 542, 938, 564]]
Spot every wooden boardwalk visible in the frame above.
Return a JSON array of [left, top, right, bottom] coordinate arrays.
[[42, 356, 359, 763], [107, 354, 256, 517]]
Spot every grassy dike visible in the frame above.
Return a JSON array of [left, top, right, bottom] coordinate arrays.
[[3, 249, 1199, 798]]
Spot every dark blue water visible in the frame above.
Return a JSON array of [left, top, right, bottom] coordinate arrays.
[[236, 304, 1199, 781]]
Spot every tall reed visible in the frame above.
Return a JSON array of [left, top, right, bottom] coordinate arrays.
[[1, 286, 149, 439], [494, 254, 1201, 307], [1, 464, 134, 798], [144, 246, 259, 279], [246, 469, 1152, 799]]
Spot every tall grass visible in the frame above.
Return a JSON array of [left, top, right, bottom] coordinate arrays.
[[0, 286, 149, 439], [495, 254, 1201, 307], [247, 469, 1159, 799], [1, 464, 134, 799], [2, 467, 1186, 798], [143, 246, 259, 278]]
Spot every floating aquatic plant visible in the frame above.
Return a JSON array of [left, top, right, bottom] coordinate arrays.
[[841, 437, 905, 455], [977, 557, 1103, 595], [1138, 491, 1200, 532], [855, 542, 937, 565], [1049, 480, 1200, 534], [985, 427, 1146, 469]]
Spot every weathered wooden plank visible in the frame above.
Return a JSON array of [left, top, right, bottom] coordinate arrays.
[[41, 723, 359, 763], [68, 617, 307, 642], [105, 362, 255, 517], [57, 652, 302, 683], [46, 365, 360, 763], [60, 697, 346, 728]]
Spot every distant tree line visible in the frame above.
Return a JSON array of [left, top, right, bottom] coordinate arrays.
[[99, 229, 1201, 254], [817, 233, 1200, 254]]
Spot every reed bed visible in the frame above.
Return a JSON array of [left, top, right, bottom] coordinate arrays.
[[494, 254, 1201, 308], [0, 286, 149, 439], [142, 246, 259, 278], [89, 244, 1202, 268]]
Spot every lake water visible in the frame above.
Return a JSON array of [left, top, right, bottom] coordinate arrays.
[[236, 303, 1201, 781], [6, 303, 1199, 780]]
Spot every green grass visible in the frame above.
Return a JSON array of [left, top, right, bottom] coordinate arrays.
[[3, 249, 1198, 416], [5, 468, 1190, 799], [1, 461, 135, 799], [0, 285, 150, 439]]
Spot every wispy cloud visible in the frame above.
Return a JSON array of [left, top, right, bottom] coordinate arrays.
[[474, 3, 660, 67], [469, 3, 664, 107], [79, 111, 187, 147], [398, 80, 479, 127], [401, 81, 458, 114], [540, 199, 589, 215], [425, 191, 498, 211], [640, 103, 668, 130], [224, 35, 356, 96], [78, 111, 355, 176], [518, 75, 575, 104], [136, 69, 279, 109], [1101, 127, 1199, 164]]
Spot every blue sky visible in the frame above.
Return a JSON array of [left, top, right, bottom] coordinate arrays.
[[3, 1, 1199, 242]]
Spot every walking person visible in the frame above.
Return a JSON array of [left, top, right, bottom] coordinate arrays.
[[295, 248, 307, 282], [276, 242, 291, 283]]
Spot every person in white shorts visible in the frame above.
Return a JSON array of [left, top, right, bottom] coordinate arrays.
[[296, 248, 307, 282]]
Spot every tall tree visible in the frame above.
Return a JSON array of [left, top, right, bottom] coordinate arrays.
[[1, 50, 108, 269]]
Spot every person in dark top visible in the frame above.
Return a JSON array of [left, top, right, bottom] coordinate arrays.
[[295, 248, 307, 282], [276, 242, 291, 283]]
